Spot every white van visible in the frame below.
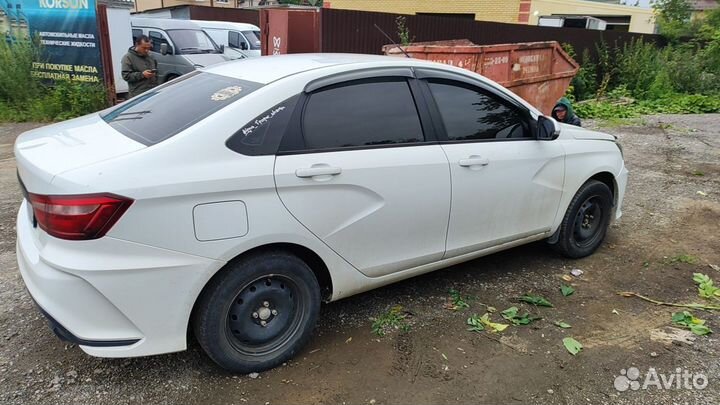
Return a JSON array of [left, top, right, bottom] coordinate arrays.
[[130, 18, 232, 84], [194, 20, 262, 58]]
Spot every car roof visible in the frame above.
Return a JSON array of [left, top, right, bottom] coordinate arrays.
[[203, 53, 542, 116], [205, 53, 456, 84], [193, 20, 259, 30], [130, 17, 203, 31]]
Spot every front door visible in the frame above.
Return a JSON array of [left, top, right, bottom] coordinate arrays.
[[419, 76, 565, 258]]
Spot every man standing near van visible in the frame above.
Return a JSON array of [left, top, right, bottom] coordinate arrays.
[[121, 35, 158, 98]]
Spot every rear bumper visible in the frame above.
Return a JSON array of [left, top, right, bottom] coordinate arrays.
[[37, 304, 140, 347], [16, 200, 223, 357]]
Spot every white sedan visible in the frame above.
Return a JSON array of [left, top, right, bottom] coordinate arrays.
[[15, 54, 628, 373]]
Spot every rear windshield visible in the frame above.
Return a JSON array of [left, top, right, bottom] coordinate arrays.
[[102, 72, 262, 146]]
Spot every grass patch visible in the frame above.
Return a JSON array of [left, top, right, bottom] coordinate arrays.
[[575, 93, 720, 120], [371, 305, 410, 336], [667, 254, 699, 265]]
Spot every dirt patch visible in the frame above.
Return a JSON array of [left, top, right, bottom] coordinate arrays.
[[1, 115, 719, 405]]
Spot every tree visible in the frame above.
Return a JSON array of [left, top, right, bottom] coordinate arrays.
[[653, 0, 692, 22], [653, 0, 694, 40]]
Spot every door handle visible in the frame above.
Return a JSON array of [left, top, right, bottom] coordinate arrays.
[[295, 165, 342, 178], [458, 156, 490, 167]]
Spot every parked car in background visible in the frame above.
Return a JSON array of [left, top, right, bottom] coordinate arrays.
[[130, 17, 231, 83], [15, 54, 627, 374], [195, 20, 262, 57]]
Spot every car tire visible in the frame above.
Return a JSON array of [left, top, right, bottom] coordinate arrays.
[[552, 180, 613, 259], [193, 251, 321, 373]]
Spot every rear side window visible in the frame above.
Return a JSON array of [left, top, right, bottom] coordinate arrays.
[[427, 80, 530, 141], [102, 72, 263, 146], [302, 78, 424, 150]]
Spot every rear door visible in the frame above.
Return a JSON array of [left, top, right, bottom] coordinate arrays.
[[274, 73, 451, 278], [416, 71, 565, 258]]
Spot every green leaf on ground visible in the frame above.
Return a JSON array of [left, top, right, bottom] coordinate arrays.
[[501, 306, 541, 326], [554, 321, 572, 329], [467, 313, 508, 333], [672, 311, 712, 336], [519, 294, 554, 307], [561, 285, 575, 297], [562, 337, 583, 355], [466, 314, 485, 332]]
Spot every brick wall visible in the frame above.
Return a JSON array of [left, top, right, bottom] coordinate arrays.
[[326, 0, 522, 23]]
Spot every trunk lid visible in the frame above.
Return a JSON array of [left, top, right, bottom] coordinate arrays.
[[14, 114, 145, 194]]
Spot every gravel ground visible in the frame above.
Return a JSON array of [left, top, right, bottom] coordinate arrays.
[[1, 115, 719, 405]]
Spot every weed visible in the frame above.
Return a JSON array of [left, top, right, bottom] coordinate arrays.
[[446, 288, 471, 311], [668, 254, 699, 265], [693, 273, 720, 300], [395, 16, 414, 46], [371, 305, 409, 336]]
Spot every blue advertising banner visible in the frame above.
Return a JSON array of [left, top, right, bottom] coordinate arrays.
[[1, 0, 103, 83]]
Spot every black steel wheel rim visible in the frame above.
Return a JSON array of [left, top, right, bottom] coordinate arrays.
[[572, 195, 604, 247], [225, 275, 304, 356]]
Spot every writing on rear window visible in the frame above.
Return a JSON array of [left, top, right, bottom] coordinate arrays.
[[241, 106, 286, 137]]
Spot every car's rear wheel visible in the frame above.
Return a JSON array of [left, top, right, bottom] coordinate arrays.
[[193, 251, 320, 373], [552, 180, 613, 258]]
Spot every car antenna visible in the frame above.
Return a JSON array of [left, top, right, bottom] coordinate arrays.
[[374, 23, 411, 58]]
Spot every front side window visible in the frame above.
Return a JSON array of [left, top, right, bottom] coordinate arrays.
[[241, 30, 261, 50], [132, 29, 142, 43], [427, 79, 530, 141], [228, 31, 245, 49], [148, 30, 168, 54], [102, 72, 263, 146], [167, 29, 218, 54], [302, 78, 424, 150]]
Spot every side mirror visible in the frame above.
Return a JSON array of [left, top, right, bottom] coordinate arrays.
[[219, 44, 225, 53], [160, 43, 172, 55], [537, 115, 560, 140], [240, 42, 249, 51]]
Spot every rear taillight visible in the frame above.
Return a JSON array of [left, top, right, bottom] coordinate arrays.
[[27, 193, 133, 240]]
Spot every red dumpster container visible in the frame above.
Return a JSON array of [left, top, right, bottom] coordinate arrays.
[[260, 8, 321, 56], [383, 40, 579, 115]]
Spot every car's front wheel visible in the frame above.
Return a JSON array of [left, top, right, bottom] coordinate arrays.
[[552, 180, 613, 258], [193, 251, 321, 373]]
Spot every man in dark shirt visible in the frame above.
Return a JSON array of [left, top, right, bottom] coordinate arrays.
[[121, 35, 158, 98]]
